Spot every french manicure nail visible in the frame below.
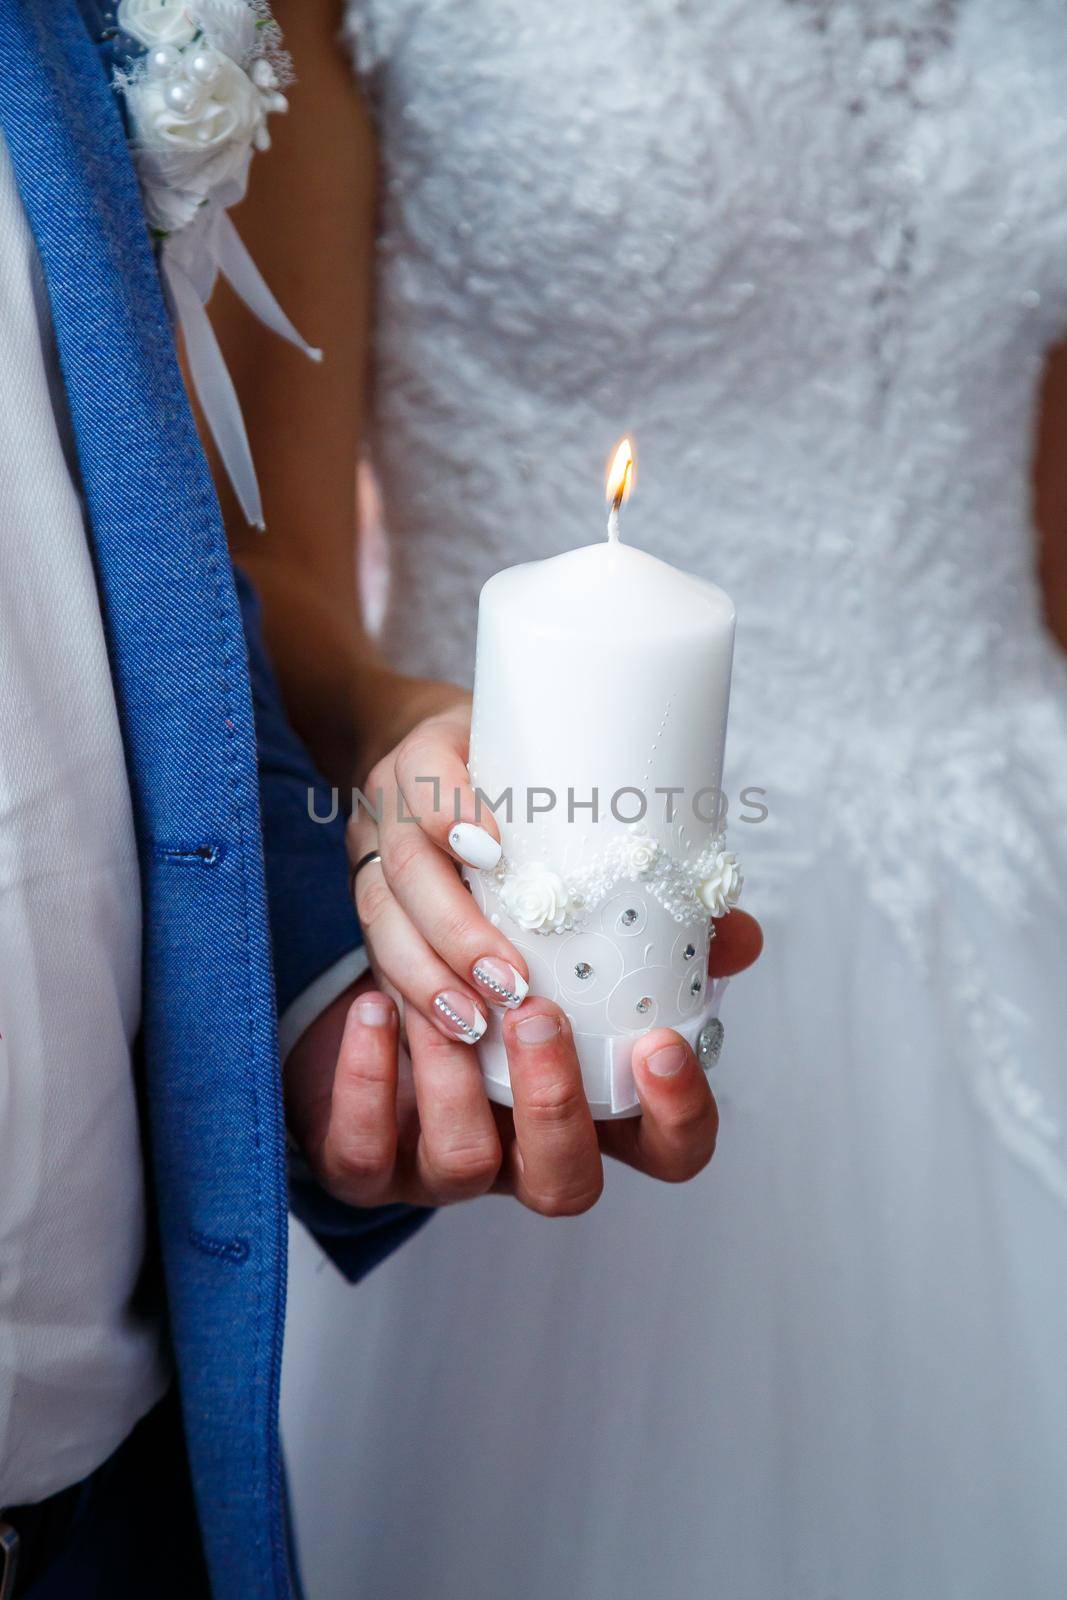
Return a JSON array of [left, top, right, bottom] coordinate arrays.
[[353, 995, 393, 1027], [472, 956, 529, 1009], [514, 1012, 561, 1046], [449, 823, 502, 871], [646, 1043, 687, 1078], [432, 990, 487, 1045]]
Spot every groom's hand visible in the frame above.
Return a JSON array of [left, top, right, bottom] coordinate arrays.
[[283, 971, 737, 1214], [287, 687, 762, 1216]]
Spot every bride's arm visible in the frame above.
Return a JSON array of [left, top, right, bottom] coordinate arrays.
[[197, 2, 750, 1211], [1034, 339, 1067, 654], [207, 0, 449, 786]]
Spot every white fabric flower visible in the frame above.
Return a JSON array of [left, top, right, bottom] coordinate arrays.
[[118, 0, 198, 49], [621, 827, 660, 877], [194, 0, 260, 65], [500, 863, 576, 934], [125, 51, 264, 231], [111, 0, 309, 529], [698, 851, 743, 917]]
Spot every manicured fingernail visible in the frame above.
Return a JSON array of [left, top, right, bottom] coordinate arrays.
[[646, 1043, 687, 1078], [354, 995, 393, 1027], [472, 957, 529, 1009], [514, 1012, 560, 1045], [449, 823, 502, 871], [432, 991, 487, 1045]]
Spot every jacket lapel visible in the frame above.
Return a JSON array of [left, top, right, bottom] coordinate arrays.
[[0, 6, 290, 1596]]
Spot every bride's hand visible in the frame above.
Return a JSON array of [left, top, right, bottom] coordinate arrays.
[[347, 693, 761, 1040], [346, 694, 527, 1046], [334, 693, 762, 1212]]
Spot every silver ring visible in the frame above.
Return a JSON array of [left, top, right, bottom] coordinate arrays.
[[350, 850, 382, 897]]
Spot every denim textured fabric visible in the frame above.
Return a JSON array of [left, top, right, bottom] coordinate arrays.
[[0, 5, 428, 1594], [234, 567, 360, 1017], [235, 567, 433, 1280]]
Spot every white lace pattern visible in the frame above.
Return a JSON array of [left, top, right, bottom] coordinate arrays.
[[344, 0, 1067, 1198]]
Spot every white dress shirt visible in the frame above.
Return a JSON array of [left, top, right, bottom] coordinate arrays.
[[0, 133, 364, 1508], [0, 133, 169, 1507]]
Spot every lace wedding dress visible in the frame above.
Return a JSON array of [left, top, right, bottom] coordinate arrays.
[[281, 4, 1067, 1595]]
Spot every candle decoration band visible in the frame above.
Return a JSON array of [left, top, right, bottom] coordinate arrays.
[[483, 826, 743, 935]]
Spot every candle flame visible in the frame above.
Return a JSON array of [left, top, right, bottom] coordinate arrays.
[[606, 437, 635, 513]]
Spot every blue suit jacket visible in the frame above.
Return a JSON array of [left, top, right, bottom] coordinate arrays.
[[0, 5, 429, 1595]]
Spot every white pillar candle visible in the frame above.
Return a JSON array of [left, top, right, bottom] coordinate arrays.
[[466, 443, 739, 1117]]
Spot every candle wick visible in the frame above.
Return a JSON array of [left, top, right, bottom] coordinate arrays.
[[607, 507, 621, 544]]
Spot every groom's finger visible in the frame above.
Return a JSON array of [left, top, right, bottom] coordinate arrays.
[[599, 1029, 717, 1183], [392, 704, 503, 868], [504, 1002, 603, 1216], [322, 991, 401, 1205], [406, 1008, 502, 1202]]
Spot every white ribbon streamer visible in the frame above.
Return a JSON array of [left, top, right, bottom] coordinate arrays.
[[161, 210, 322, 530], [113, 1, 313, 528], [214, 213, 323, 365]]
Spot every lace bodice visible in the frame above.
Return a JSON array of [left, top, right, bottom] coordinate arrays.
[[345, 1, 1067, 1187]]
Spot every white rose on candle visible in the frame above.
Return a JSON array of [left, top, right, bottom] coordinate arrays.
[[499, 863, 577, 934], [698, 851, 744, 917], [118, 0, 198, 49], [621, 826, 660, 877]]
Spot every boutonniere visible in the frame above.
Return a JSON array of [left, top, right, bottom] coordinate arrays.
[[112, 1, 321, 528]]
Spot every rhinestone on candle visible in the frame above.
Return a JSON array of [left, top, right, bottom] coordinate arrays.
[[635, 996, 653, 1014], [683, 943, 696, 961], [697, 1018, 725, 1067], [611, 898, 647, 937], [574, 962, 594, 981], [690, 974, 702, 996]]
